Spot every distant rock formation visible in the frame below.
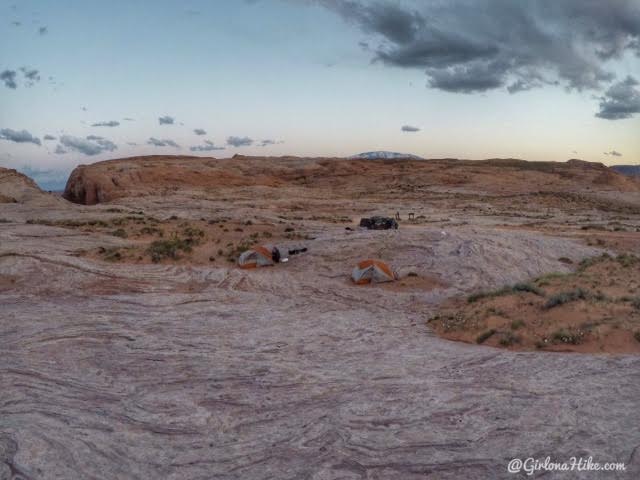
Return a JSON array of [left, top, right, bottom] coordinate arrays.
[[0, 167, 60, 205], [611, 165, 640, 177], [350, 151, 424, 160], [61, 154, 640, 205]]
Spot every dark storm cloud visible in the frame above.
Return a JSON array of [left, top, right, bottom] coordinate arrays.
[[596, 76, 640, 120], [91, 120, 120, 127], [158, 115, 175, 125], [401, 125, 420, 132], [60, 135, 117, 155], [316, 0, 640, 94], [227, 136, 253, 147], [190, 140, 225, 152], [194, 128, 207, 135], [1, 70, 17, 89], [0, 128, 41, 145], [43, 134, 56, 141], [604, 150, 623, 157], [147, 137, 180, 148]]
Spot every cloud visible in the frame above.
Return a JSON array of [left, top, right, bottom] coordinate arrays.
[[258, 139, 284, 147], [38, 26, 47, 35], [401, 125, 420, 132], [123, 117, 135, 121], [0, 128, 41, 145], [91, 120, 120, 127], [227, 136, 253, 147], [190, 140, 225, 152], [20, 67, 40, 84], [1, 70, 17, 89], [158, 115, 175, 125], [194, 128, 207, 135], [60, 135, 117, 155], [43, 134, 56, 141], [596, 76, 640, 120], [54, 145, 67, 155], [147, 137, 180, 148], [604, 150, 623, 157], [317, 0, 640, 94]]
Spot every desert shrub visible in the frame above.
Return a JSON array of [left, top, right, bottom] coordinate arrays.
[[544, 289, 589, 309], [111, 228, 127, 238], [0, 218, 9, 223], [512, 282, 543, 295], [147, 237, 193, 262], [551, 329, 584, 345], [577, 253, 611, 271], [467, 282, 542, 303], [634, 332, 640, 343], [499, 332, 521, 347], [98, 246, 122, 262], [558, 257, 573, 264], [140, 226, 163, 236], [284, 227, 294, 232], [510, 319, 524, 330], [616, 253, 639, 268], [476, 329, 496, 344], [407, 272, 418, 277], [182, 226, 205, 239], [631, 298, 640, 311]]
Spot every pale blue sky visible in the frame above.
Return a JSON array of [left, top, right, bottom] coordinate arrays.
[[1, 0, 639, 189]]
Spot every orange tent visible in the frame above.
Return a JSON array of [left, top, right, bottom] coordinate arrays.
[[237, 245, 275, 269], [351, 259, 397, 284]]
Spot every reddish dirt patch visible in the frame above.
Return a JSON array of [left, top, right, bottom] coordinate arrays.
[[428, 254, 640, 354]]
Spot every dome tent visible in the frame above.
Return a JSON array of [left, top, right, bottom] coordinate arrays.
[[351, 259, 397, 284], [238, 245, 277, 269]]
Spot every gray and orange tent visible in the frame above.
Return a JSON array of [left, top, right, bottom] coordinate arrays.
[[351, 259, 398, 284], [238, 245, 275, 269]]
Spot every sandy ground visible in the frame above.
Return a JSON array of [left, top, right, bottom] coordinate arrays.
[[429, 254, 640, 353], [2, 159, 640, 478]]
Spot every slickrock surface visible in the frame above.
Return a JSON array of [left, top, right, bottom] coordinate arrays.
[[3, 157, 640, 479]]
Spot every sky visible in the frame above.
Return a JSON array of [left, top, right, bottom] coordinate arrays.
[[1, 0, 639, 190]]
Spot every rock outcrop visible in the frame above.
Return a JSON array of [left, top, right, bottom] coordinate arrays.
[[62, 155, 640, 205], [0, 167, 60, 205]]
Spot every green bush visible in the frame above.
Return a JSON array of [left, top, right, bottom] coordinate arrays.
[[499, 332, 521, 347], [551, 329, 584, 345], [544, 289, 588, 309], [476, 329, 496, 344], [147, 237, 193, 262], [510, 319, 524, 330]]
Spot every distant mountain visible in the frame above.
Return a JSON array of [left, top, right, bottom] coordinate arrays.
[[350, 151, 423, 160], [611, 165, 640, 177]]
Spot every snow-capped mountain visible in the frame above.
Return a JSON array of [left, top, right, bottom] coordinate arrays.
[[349, 151, 423, 160]]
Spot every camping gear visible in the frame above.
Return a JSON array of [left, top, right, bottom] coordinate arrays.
[[238, 245, 278, 269], [359, 216, 398, 230], [351, 259, 398, 284]]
